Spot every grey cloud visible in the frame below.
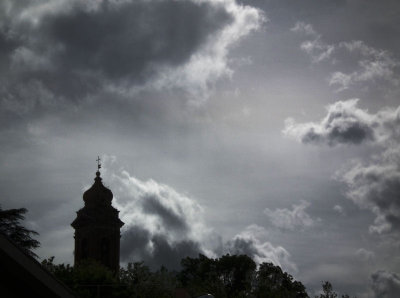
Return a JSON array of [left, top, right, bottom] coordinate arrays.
[[292, 22, 400, 91], [39, 1, 231, 80], [300, 39, 335, 63], [330, 41, 400, 91], [283, 99, 377, 146], [333, 205, 345, 215], [355, 248, 375, 262], [263, 200, 315, 231], [120, 226, 201, 270], [370, 270, 400, 298], [290, 22, 317, 36], [120, 226, 150, 262], [104, 158, 297, 272], [284, 98, 400, 147], [291, 22, 335, 63], [285, 99, 400, 236], [225, 225, 297, 274], [337, 146, 400, 235], [0, 0, 263, 110], [102, 157, 208, 269], [141, 194, 188, 232]]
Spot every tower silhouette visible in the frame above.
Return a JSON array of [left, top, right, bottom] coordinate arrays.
[[71, 158, 124, 272]]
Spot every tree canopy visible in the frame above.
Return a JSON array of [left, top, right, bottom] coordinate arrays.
[[42, 254, 356, 298], [0, 205, 40, 257], [179, 254, 308, 298]]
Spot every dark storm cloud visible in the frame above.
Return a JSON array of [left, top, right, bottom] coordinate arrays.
[[1, 0, 229, 99], [141, 194, 188, 232], [283, 99, 376, 146], [284, 99, 400, 147], [225, 225, 297, 274], [0, 0, 263, 110], [337, 146, 400, 235], [102, 158, 297, 272], [39, 1, 231, 80], [0, 29, 18, 70], [103, 158, 208, 269], [286, 99, 400, 237], [120, 226, 201, 270], [370, 270, 400, 298]]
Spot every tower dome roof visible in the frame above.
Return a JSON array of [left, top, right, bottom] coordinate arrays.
[[83, 171, 113, 206]]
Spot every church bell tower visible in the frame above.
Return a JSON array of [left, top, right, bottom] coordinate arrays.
[[71, 157, 124, 272]]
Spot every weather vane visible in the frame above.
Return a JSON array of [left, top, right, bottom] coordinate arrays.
[[96, 156, 101, 171]]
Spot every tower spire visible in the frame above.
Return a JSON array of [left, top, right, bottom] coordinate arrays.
[[95, 156, 102, 181], [72, 160, 124, 273], [96, 156, 101, 171]]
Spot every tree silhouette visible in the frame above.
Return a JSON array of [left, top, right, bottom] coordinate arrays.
[[0, 205, 40, 257], [179, 254, 308, 298], [254, 262, 308, 298], [315, 281, 355, 298]]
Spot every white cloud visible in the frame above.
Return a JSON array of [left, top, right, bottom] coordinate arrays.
[[292, 22, 400, 91], [291, 22, 334, 63], [108, 165, 209, 245], [285, 99, 400, 238], [99, 155, 210, 268], [338, 147, 400, 236], [329, 41, 400, 91], [264, 200, 315, 231], [148, 0, 265, 103], [101, 156, 296, 271], [283, 99, 399, 146], [0, 0, 265, 113], [226, 225, 298, 274], [333, 205, 345, 215], [329, 72, 353, 91], [300, 39, 335, 63], [290, 22, 317, 36]]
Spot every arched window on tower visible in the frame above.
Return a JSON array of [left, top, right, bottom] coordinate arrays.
[[101, 238, 110, 267]]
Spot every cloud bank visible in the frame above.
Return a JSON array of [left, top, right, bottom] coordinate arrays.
[[105, 161, 207, 269], [338, 146, 400, 235], [0, 0, 264, 112], [292, 22, 400, 91], [283, 98, 399, 146], [285, 98, 400, 238], [370, 270, 400, 298], [102, 157, 296, 272], [330, 41, 400, 91], [225, 225, 298, 274]]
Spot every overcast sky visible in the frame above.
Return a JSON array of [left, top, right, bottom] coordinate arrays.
[[1, 0, 400, 296]]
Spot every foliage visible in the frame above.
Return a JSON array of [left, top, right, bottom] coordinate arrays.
[[315, 281, 356, 298], [42, 257, 125, 298], [42, 257, 178, 298], [41, 255, 358, 298], [179, 253, 308, 298], [253, 262, 308, 298], [120, 262, 178, 297], [0, 205, 40, 257]]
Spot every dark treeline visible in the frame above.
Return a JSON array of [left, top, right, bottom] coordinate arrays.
[[42, 254, 307, 298], [42, 255, 354, 298], [1, 205, 354, 298]]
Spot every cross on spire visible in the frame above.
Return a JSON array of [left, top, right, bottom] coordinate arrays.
[[97, 156, 101, 171]]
